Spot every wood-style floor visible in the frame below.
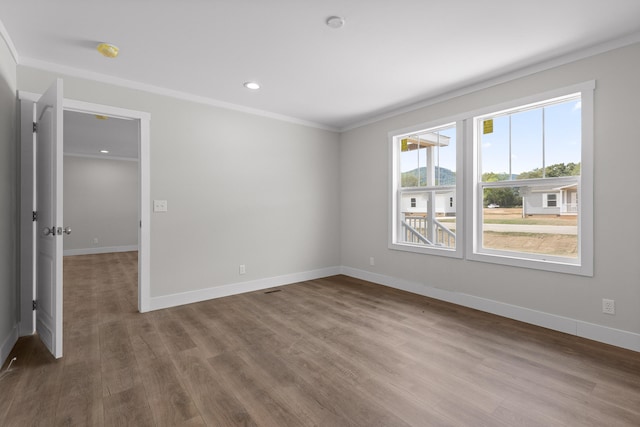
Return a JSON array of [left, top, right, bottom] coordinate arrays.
[[2, 252, 640, 426]]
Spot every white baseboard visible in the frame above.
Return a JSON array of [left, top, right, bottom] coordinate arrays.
[[340, 267, 640, 353], [143, 263, 639, 353], [149, 266, 342, 311], [63, 245, 138, 256], [1, 324, 18, 367], [576, 321, 640, 352]]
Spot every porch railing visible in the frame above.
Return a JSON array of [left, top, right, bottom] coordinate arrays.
[[401, 214, 456, 248], [562, 203, 578, 213], [401, 219, 432, 245]]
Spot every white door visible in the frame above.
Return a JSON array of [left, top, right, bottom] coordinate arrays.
[[35, 79, 64, 358]]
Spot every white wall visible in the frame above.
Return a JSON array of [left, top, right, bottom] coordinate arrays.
[[340, 42, 640, 341], [63, 155, 138, 255], [0, 34, 18, 363], [17, 66, 342, 299]]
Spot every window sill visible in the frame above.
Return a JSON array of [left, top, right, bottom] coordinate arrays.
[[467, 250, 592, 276], [389, 242, 462, 259]]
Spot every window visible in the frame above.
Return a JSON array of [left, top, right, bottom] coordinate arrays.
[[390, 121, 462, 257], [470, 82, 594, 275], [390, 81, 593, 275], [544, 193, 558, 208]]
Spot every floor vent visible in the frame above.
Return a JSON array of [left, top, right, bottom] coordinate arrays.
[[264, 289, 282, 294]]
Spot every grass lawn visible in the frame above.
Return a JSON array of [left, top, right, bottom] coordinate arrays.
[[483, 207, 577, 225], [436, 208, 578, 257], [483, 231, 578, 257], [483, 218, 575, 226]]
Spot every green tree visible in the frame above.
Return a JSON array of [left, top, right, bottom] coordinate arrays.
[[482, 172, 522, 207], [483, 187, 522, 207], [481, 162, 580, 207], [401, 173, 418, 187], [401, 167, 456, 187], [482, 172, 511, 182], [517, 162, 581, 179]]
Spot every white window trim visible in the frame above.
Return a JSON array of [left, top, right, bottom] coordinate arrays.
[[543, 193, 558, 208], [389, 117, 465, 258], [465, 81, 594, 276], [388, 81, 594, 276]]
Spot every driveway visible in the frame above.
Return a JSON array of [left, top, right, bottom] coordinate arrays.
[[483, 223, 577, 235]]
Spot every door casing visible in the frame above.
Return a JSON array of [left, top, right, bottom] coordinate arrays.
[[19, 90, 151, 344]]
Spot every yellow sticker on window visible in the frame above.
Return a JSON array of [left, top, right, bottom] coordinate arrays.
[[483, 119, 493, 134], [401, 138, 408, 152]]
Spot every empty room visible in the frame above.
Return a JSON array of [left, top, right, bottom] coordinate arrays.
[[1, 1, 639, 426]]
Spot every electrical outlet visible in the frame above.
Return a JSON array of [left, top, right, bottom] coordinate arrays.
[[369, 257, 375, 266], [239, 264, 246, 275], [153, 199, 168, 212], [602, 299, 615, 315], [92, 238, 99, 245]]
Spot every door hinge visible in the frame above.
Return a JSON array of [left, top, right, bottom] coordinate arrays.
[[33, 122, 37, 133], [32, 300, 37, 310], [32, 211, 38, 222]]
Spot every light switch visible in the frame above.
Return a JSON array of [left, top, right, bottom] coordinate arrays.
[[153, 199, 168, 212]]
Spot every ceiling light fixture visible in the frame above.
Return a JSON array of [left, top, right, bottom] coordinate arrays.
[[326, 16, 345, 29], [96, 43, 119, 58], [100, 150, 109, 154], [243, 81, 260, 90]]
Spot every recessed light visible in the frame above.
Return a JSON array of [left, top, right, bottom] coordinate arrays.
[[97, 43, 119, 58], [243, 81, 260, 90], [326, 16, 345, 29], [100, 150, 109, 154]]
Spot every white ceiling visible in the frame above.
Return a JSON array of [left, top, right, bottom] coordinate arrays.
[[64, 111, 138, 159], [3, 1, 640, 130]]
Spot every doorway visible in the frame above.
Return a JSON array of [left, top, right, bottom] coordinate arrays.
[[64, 99, 151, 315], [63, 111, 139, 256], [19, 93, 151, 357]]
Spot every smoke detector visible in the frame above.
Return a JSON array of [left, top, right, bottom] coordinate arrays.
[[326, 16, 345, 29]]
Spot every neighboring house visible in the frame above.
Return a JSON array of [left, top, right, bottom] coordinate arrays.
[[400, 131, 456, 217], [401, 192, 456, 216], [521, 183, 578, 216]]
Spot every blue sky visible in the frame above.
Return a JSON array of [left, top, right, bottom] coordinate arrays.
[[400, 125, 456, 178], [399, 98, 581, 180], [480, 99, 581, 176]]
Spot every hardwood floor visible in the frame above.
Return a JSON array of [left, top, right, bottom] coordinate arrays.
[[2, 252, 640, 426]]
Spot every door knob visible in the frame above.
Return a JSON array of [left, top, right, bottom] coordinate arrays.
[[43, 226, 55, 236], [63, 226, 72, 235]]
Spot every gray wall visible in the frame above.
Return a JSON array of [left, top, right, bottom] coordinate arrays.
[[0, 36, 17, 359], [17, 66, 342, 298], [14, 38, 639, 344], [340, 42, 640, 335], [63, 155, 138, 254]]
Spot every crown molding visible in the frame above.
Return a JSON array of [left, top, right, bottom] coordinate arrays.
[[340, 31, 640, 132], [0, 18, 19, 64], [19, 56, 339, 133], [6, 13, 640, 135], [64, 152, 139, 162]]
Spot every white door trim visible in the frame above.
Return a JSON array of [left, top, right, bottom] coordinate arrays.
[[18, 91, 151, 321], [63, 99, 152, 313]]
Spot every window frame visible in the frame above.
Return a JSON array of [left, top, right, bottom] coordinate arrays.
[[543, 193, 558, 208], [466, 81, 594, 276], [389, 117, 464, 258], [388, 81, 594, 276]]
